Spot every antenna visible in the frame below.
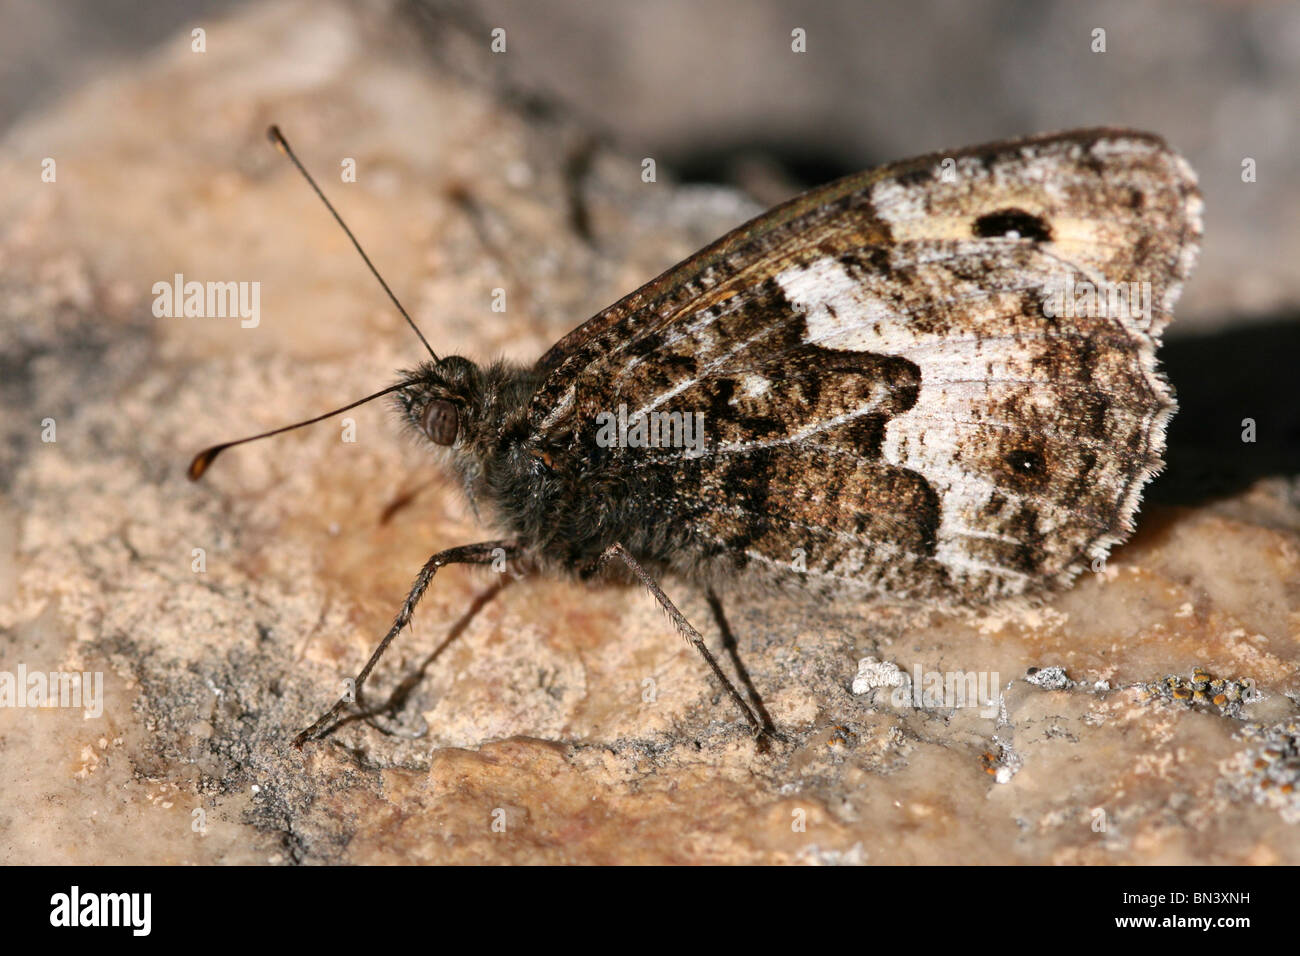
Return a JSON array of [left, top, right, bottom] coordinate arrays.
[[266, 125, 437, 361], [188, 126, 440, 481], [187, 380, 417, 481]]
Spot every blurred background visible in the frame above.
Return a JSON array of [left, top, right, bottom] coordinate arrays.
[[3, 0, 1299, 328]]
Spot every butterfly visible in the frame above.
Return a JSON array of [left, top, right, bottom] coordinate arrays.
[[191, 126, 1201, 745]]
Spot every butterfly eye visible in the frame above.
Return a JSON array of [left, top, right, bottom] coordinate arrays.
[[422, 399, 458, 446]]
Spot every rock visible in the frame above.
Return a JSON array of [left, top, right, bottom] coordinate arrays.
[[1, 0, 1298, 864]]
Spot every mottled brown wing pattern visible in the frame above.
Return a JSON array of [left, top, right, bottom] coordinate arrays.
[[527, 129, 1202, 603]]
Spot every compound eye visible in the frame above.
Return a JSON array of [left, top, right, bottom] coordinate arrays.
[[422, 399, 458, 446]]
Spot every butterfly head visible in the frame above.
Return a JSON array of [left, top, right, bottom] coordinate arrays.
[[394, 356, 486, 450], [393, 357, 543, 514]]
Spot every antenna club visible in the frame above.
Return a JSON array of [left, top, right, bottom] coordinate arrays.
[[188, 447, 220, 481], [267, 124, 288, 153]]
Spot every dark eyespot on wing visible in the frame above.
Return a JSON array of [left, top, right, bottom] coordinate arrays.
[[973, 208, 1053, 242], [1000, 445, 1049, 491]]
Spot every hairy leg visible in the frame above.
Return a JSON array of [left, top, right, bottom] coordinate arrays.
[[599, 542, 766, 737], [293, 540, 518, 747]]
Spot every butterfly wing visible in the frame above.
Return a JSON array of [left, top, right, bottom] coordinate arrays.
[[526, 129, 1202, 603]]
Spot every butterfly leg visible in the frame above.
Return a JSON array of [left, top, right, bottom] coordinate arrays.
[[293, 539, 519, 747], [600, 542, 767, 739], [704, 586, 780, 738], [356, 574, 514, 739]]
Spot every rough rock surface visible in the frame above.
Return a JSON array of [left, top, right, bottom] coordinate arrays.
[[2, 0, 1298, 864]]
